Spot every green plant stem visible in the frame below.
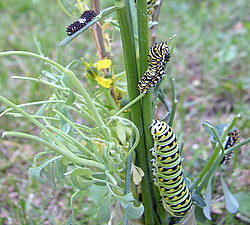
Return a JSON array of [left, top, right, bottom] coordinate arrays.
[[2, 131, 107, 171], [137, 0, 157, 223], [115, 0, 155, 223], [194, 115, 243, 194], [0, 51, 105, 128]]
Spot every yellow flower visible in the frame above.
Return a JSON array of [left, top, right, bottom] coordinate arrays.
[[95, 76, 112, 88], [95, 58, 112, 70], [82, 58, 113, 88]]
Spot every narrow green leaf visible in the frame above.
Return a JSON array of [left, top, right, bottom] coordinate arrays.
[[203, 175, 213, 220], [116, 121, 127, 146], [66, 90, 75, 105], [98, 193, 111, 222], [220, 174, 239, 213], [202, 121, 218, 139], [192, 192, 206, 208]]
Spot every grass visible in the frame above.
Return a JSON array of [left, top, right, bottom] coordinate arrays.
[[0, 0, 249, 224]]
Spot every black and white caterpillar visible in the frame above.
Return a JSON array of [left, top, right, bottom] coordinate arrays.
[[149, 120, 192, 217], [66, 10, 96, 35], [137, 42, 170, 94], [222, 130, 240, 164]]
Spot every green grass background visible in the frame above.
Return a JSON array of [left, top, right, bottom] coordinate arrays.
[[0, 0, 249, 224]]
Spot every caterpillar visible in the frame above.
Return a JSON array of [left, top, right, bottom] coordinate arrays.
[[137, 42, 170, 94], [222, 130, 240, 164], [66, 10, 96, 35], [149, 120, 192, 217]]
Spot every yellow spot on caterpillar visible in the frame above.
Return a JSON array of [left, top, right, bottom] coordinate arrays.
[[174, 196, 178, 199], [168, 169, 173, 172], [167, 157, 172, 160], [170, 188, 175, 191]]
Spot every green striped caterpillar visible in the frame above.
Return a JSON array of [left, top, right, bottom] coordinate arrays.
[[149, 119, 192, 217]]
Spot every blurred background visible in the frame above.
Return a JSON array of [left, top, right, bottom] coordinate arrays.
[[0, 0, 249, 224]]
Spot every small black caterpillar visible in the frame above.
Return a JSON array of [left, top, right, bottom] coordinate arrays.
[[66, 10, 96, 35], [222, 130, 240, 164], [137, 42, 170, 94], [149, 120, 192, 217]]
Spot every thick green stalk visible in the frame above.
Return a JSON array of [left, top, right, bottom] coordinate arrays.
[[136, 0, 160, 224], [115, 0, 155, 223]]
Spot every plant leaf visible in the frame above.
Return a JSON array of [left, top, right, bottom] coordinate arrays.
[[192, 192, 206, 208], [203, 175, 213, 220], [116, 121, 127, 146], [202, 121, 218, 139], [220, 174, 239, 213], [98, 193, 111, 222], [28, 155, 62, 184], [66, 90, 75, 105], [121, 201, 144, 219]]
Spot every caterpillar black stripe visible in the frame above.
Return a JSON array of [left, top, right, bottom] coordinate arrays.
[[149, 120, 192, 217], [222, 130, 240, 164], [137, 42, 170, 94], [66, 10, 96, 35]]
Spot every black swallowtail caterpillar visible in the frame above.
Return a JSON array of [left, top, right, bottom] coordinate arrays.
[[66, 10, 96, 35], [222, 130, 240, 164], [137, 42, 170, 94], [149, 120, 192, 217]]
